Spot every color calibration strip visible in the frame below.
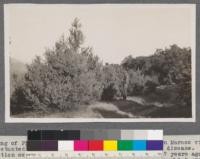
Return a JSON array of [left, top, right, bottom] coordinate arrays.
[[27, 139, 163, 151], [27, 130, 163, 152]]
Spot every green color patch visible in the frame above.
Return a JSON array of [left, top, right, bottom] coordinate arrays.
[[117, 140, 133, 151]]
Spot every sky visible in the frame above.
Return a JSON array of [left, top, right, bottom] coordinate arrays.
[[5, 4, 195, 64]]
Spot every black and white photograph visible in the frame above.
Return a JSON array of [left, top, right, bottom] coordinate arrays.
[[4, 4, 196, 122]]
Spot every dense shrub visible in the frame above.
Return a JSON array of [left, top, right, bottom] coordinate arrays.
[[10, 74, 33, 114], [127, 69, 145, 95], [143, 75, 159, 94], [101, 83, 117, 101], [101, 64, 129, 101], [126, 69, 159, 96], [122, 45, 191, 106], [143, 80, 158, 94]]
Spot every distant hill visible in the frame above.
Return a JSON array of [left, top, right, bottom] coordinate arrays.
[[10, 57, 27, 75]]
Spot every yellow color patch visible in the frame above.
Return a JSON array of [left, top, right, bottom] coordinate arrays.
[[103, 140, 117, 151]]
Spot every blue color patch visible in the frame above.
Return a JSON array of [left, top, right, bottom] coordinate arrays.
[[133, 140, 146, 150]]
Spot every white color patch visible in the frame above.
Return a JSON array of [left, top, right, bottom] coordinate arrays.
[[58, 141, 74, 151], [147, 130, 163, 140]]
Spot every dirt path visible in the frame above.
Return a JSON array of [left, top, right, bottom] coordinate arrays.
[[89, 102, 135, 118], [127, 96, 164, 107]]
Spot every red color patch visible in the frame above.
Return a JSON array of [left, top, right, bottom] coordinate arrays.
[[88, 140, 103, 151]]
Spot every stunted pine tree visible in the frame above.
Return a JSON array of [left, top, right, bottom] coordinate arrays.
[[11, 18, 103, 112]]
